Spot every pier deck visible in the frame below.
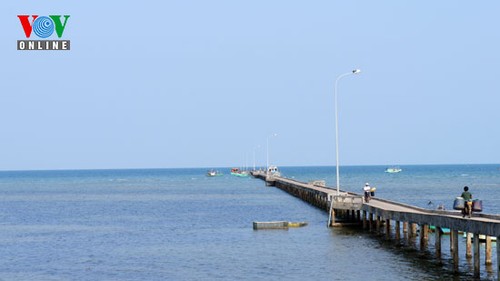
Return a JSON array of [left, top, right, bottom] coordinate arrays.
[[253, 171, 500, 280]]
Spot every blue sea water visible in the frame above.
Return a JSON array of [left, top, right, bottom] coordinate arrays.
[[0, 164, 499, 281]]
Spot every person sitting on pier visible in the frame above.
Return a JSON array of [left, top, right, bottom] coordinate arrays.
[[461, 186, 473, 218]]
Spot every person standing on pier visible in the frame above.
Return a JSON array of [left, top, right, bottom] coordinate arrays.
[[363, 183, 371, 203], [461, 186, 473, 218]]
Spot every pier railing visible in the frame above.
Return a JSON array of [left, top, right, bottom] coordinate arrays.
[[330, 194, 363, 210]]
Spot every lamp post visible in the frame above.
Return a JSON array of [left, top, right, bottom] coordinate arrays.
[[334, 69, 361, 195], [266, 133, 278, 174]]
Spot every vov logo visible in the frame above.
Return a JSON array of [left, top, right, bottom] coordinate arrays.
[[17, 15, 71, 51]]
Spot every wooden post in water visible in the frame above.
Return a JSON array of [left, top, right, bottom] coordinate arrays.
[[486, 236, 492, 265], [376, 216, 381, 232], [497, 235, 500, 281], [420, 224, 428, 250], [450, 229, 455, 254], [385, 219, 391, 239], [466, 232, 472, 258], [361, 210, 368, 229], [362, 211, 367, 229], [403, 222, 408, 239], [473, 233, 480, 278], [395, 221, 400, 240], [419, 224, 424, 248], [329, 208, 336, 227], [369, 213, 374, 231], [435, 227, 442, 258], [452, 229, 459, 272], [410, 223, 417, 238]]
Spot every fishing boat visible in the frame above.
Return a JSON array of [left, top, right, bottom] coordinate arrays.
[[230, 168, 249, 177], [206, 169, 223, 177], [385, 167, 402, 173]]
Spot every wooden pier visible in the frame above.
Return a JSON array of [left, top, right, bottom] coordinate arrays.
[[252, 171, 500, 280]]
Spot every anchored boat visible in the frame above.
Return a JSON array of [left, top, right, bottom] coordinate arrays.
[[206, 169, 223, 177], [385, 167, 402, 173], [230, 168, 249, 177], [253, 221, 308, 230]]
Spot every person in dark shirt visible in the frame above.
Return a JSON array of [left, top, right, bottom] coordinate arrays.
[[461, 186, 472, 218]]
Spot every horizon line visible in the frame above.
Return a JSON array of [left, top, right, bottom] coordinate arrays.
[[0, 163, 499, 173]]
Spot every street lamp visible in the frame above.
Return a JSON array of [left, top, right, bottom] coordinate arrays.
[[266, 133, 278, 174], [334, 69, 361, 195]]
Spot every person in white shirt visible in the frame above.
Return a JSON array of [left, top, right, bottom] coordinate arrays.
[[363, 183, 371, 202]]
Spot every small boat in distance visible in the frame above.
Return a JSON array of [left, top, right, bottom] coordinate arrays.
[[230, 168, 249, 177], [207, 169, 223, 177], [385, 167, 402, 173]]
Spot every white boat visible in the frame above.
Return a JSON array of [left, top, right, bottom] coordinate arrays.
[[385, 167, 402, 173], [206, 170, 223, 177]]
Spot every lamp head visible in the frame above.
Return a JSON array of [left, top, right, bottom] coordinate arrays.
[[352, 69, 361, 74]]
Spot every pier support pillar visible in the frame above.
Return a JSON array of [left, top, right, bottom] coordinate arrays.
[[362, 211, 367, 229], [410, 223, 417, 238], [474, 233, 480, 278], [420, 224, 429, 250], [423, 224, 429, 240], [451, 229, 459, 272], [497, 235, 500, 281], [395, 221, 400, 240], [385, 219, 391, 239], [486, 236, 492, 265], [466, 232, 472, 258], [435, 227, 442, 258], [450, 229, 455, 254], [329, 209, 336, 227], [376, 216, 381, 232], [403, 222, 408, 239], [407, 223, 417, 246], [369, 213, 374, 231]]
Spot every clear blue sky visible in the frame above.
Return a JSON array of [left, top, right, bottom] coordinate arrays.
[[2, 1, 499, 170]]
